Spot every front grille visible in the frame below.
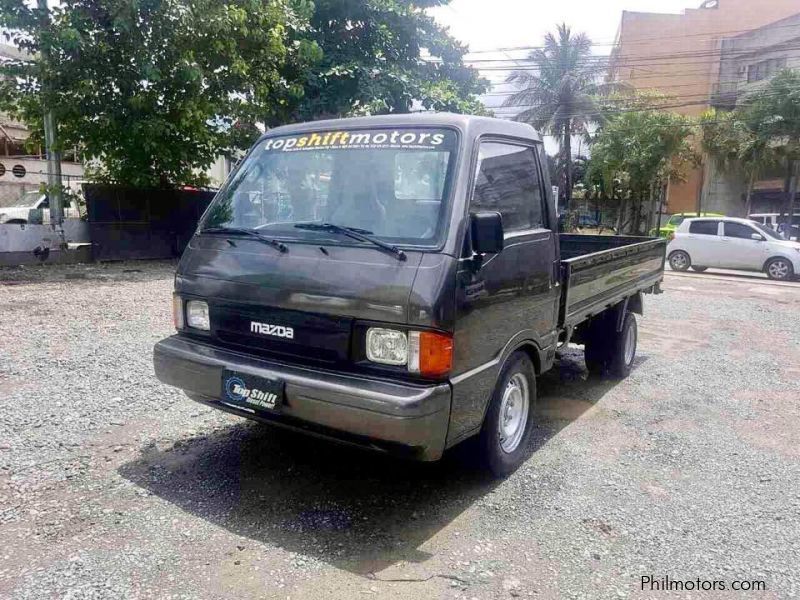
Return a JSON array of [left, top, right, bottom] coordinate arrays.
[[210, 302, 353, 365]]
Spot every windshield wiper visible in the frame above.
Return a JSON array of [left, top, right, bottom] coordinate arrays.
[[200, 227, 288, 253], [293, 222, 407, 262]]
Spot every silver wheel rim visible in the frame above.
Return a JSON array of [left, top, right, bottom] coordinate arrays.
[[671, 253, 688, 269], [498, 373, 530, 454], [624, 322, 636, 365], [768, 260, 789, 279]]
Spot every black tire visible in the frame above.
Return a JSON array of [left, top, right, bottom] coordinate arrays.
[[583, 311, 638, 379], [765, 257, 794, 281], [690, 266, 708, 272], [478, 352, 536, 478], [584, 330, 607, 376], [608, 312, 638, 379], [668, 250, 691, 271]]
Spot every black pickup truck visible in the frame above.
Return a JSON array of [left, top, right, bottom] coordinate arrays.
[[154, 114, 666, 476]]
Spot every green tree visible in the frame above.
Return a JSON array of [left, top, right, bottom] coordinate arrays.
[[740, 69, 800, 222], [503, 24, 619, 207], [588, 108, 698, 234], [282, 0, 487, 122], [700, 108, 779, 216], [0, 0, 321, 187]]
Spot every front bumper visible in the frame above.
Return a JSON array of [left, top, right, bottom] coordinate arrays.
[[153, 335, 452, 460]]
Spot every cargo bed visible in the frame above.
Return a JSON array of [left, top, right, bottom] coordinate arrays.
[[558, 234, 667, 329]]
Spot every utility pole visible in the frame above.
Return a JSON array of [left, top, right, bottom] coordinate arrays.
[[38, 0, 64, 226]]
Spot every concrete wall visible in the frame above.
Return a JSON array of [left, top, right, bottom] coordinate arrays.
[[701, 158, 749, 216], [0, 220, 91, 266], [610, 0, 800, 214], [0, 158, 85, 207]]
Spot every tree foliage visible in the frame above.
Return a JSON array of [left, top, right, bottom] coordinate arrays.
[[283, 0, 488, 122], [587, 104, 697, 233], [1, 0, 321, 187], [0, 0, 487, 187], [700, 108, 778, 215], [700, 70, 800, 217]]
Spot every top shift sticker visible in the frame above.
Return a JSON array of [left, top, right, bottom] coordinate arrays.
[[263, 129, 452, 152]]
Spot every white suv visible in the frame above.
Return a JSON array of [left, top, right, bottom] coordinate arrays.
[[667, 216, 800, 281]]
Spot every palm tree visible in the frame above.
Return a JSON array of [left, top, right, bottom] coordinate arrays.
[[503, 24, 606, 208]]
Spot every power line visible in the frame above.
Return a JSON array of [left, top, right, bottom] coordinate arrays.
[[462, 20, 800, 54]]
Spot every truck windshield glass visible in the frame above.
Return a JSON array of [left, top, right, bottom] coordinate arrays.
[[202, 128, 457, 246]]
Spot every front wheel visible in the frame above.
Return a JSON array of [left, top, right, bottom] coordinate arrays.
[[669, 250, 691, 271], [478, 352, 536, 478], [765, 257, 794, 281]]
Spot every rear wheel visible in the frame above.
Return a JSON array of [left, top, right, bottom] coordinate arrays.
[[765, 257, 793, 281], [690, 266, 708, 272], [479, 352, 536, 478], [669, 250, 691, 271], [584, 311, 638, 379]]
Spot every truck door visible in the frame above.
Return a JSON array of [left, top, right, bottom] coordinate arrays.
[[448, 140, 559, 444]]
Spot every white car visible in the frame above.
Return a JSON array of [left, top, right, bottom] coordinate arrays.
[[0, 190, 81, 224], [667, 216, 800, 281]]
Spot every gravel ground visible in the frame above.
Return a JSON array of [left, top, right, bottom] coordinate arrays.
[[1, 261, 799, 599]]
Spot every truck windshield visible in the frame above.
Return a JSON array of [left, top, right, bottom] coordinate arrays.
[[202, 128, 457, 247]]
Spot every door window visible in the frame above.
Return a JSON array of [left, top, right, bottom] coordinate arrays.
[[688, 220, 720, 235], [471, 142, 545, 232], [724, 222, 758, 239]]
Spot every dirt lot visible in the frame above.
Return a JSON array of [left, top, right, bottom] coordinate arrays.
[[1, 261, 799, 599]]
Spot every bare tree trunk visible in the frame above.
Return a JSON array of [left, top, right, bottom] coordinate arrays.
[[744, 171, 755, 217], [781, 160, 794, 219], [788, 161, 799, 238], [616, 194, 627, 234], [563, 122, 573, 212], [645, 182, 656, 233]]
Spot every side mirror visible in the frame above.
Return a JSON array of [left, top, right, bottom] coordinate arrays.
[[750, 233, 765, 241], [471, 211, 504, 254]]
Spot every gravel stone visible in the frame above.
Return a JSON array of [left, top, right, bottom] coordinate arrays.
[[1, 261, 799, 599]]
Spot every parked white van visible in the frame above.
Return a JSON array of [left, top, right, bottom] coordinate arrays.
[[0, 190, 82, 224], [667, 216, 800, 280], [749, 213, 800, 240]]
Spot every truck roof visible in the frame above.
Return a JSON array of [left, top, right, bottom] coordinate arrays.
[[263, 112, 541, 143]]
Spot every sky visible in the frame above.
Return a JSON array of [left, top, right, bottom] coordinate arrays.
[[429, 0, 702, 153], [429, 0, 698, 54]]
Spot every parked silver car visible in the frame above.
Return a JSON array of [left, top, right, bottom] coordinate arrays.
[[667, 216, 800, 280]]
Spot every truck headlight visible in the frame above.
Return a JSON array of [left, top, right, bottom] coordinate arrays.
[[186, 300, 210, 331], [366, 328, 408, 365], [365, 327, 454, 377]]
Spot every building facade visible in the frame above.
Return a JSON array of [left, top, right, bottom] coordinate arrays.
[[609, 0, 800, 216], [705, 13, 800, 215], [0, 44, 85, 208]]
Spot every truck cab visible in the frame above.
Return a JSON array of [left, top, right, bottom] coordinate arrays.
[[154, 114, 665, 476]]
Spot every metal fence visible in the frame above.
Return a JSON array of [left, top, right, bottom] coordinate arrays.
[[85, 184, 216, 261]]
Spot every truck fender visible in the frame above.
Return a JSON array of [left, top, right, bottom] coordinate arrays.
[[615, 292, 643, 332]]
